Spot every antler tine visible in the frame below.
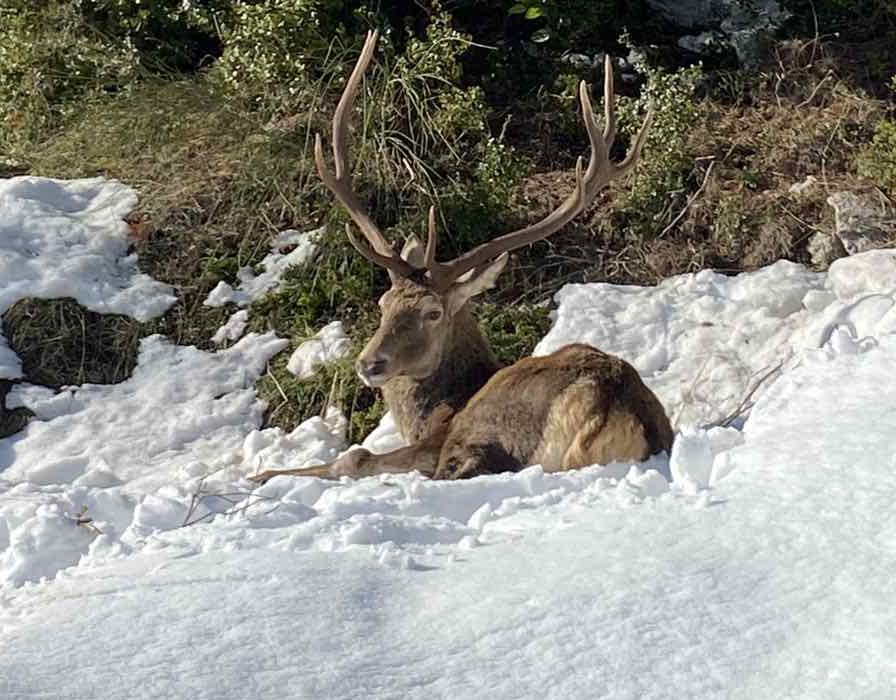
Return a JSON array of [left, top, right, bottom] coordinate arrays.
[[425, 206, 438, 270], [428, 56, 652, 289], [315, 30, 415, 279], [344, 224, 414, 276], [602, 54, 616, 149], [615, 107, 654, 175]]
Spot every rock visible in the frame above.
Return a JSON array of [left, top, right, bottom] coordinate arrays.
[[827, 191, 896, 256], [789, 175, 820, 197], [807, 231, 846, 271], [648, 0, 790, 66]]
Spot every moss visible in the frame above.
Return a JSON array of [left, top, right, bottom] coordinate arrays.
[[256, 340, 385, 444]]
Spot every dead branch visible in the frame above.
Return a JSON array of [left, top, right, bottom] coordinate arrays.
[[659, 159, 716, 238]]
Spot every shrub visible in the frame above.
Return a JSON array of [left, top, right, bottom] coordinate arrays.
[[84, 0, 227, 70], [215, 0, 341, 105], [618, 57, 702, 204], [506, 0, 649, 48], [783, 0, 896, 30], [323, 9, 530, 254], [858, 118, 896, 194], [357, 11, 491, 194], [615, 54, 702, 235], [0, 1, 138, 151], [0, 0, 227, 153], [440, 138, 529, 253]]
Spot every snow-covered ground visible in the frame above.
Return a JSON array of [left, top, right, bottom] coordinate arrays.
[[2, 178, 896, 699]]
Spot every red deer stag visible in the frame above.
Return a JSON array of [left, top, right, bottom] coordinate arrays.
[[250, 31, 672, 484]]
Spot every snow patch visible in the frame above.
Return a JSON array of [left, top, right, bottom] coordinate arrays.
[[211, 309, 250, 345], [0, 332, 290, 585], [0, 177, 177, 379], [203, 227, 320, 307], [286, 320, 351, 378]]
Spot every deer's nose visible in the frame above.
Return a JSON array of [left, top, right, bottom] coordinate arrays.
[[356, 356, 389, 386]]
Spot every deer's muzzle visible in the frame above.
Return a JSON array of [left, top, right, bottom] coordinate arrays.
[[356, 356, 389, 388]]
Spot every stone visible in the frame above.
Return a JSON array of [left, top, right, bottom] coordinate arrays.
[[827, 191, 896, 256], [807, 231, 846, 271], [647, 0, 790, 66]]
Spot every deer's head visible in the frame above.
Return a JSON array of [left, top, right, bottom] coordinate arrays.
[[315, 31, 652, 389]]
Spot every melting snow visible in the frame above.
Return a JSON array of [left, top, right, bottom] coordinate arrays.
[[286, 320, 351, 378], [211, 309, 250, 345], [203, 227, 320, 307]]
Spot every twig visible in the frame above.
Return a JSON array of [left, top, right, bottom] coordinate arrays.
[[808, 0, 820, 67], [69, 506, 103, 536], [659, 160, 716, 238], [796, 71, 834, 109], [267, 365, 289, 404], [710, 362, 784, 429], [265, 365, 290, 422], [775, 202, 827, 234], [672, 352, 714, 428], [180, 486, 285, 528], [181, 476, 208, 527]]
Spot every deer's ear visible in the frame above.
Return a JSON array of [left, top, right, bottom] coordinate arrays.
[[400, 235, 426, 268], [444, 253, 509, 315]]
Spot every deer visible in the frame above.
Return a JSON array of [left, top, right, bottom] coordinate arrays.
[[250, 30, 673, 484]]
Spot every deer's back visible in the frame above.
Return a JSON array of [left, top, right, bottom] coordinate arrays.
[[435, 343, 673, 478]]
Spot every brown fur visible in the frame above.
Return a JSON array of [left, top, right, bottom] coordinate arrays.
[[250, 289, 674, 485], [433, 344, 673, 479], [371, 279, 501, 441]]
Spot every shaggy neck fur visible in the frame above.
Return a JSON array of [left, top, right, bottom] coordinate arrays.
[[381, 305, 501, 443]]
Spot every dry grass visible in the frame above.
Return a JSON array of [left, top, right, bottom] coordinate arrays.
[[3, 299, 143, 387], [514, 38, 888, 292]]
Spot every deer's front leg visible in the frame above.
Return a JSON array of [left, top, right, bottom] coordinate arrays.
[[248, 439, 443, 485], [249, 405, 454, 485], [248, 448, 372, 485]]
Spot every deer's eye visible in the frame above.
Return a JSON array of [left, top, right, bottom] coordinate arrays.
[[424, 309, 442, 322]]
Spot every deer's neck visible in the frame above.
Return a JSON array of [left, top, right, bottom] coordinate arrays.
[[382, 307, 501, 443]]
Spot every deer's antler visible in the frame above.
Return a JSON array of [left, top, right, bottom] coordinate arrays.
[[317, 33, 653, 290], [424, 55, 653, 290], [314, 30, 416, 280]]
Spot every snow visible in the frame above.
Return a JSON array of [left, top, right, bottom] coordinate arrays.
[[286, 320, 351, 378], [0, 332, 295, 586], [203, 227, 320, 307], [212, 309, 250, 345], [0, 324, 20, 379], [3, 177, 896, 698], [4, 337, 896, 697], [0, 177, 177, 378]]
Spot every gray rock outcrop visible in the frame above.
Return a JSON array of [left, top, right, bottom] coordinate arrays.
[[647, 0, 789, 66]]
